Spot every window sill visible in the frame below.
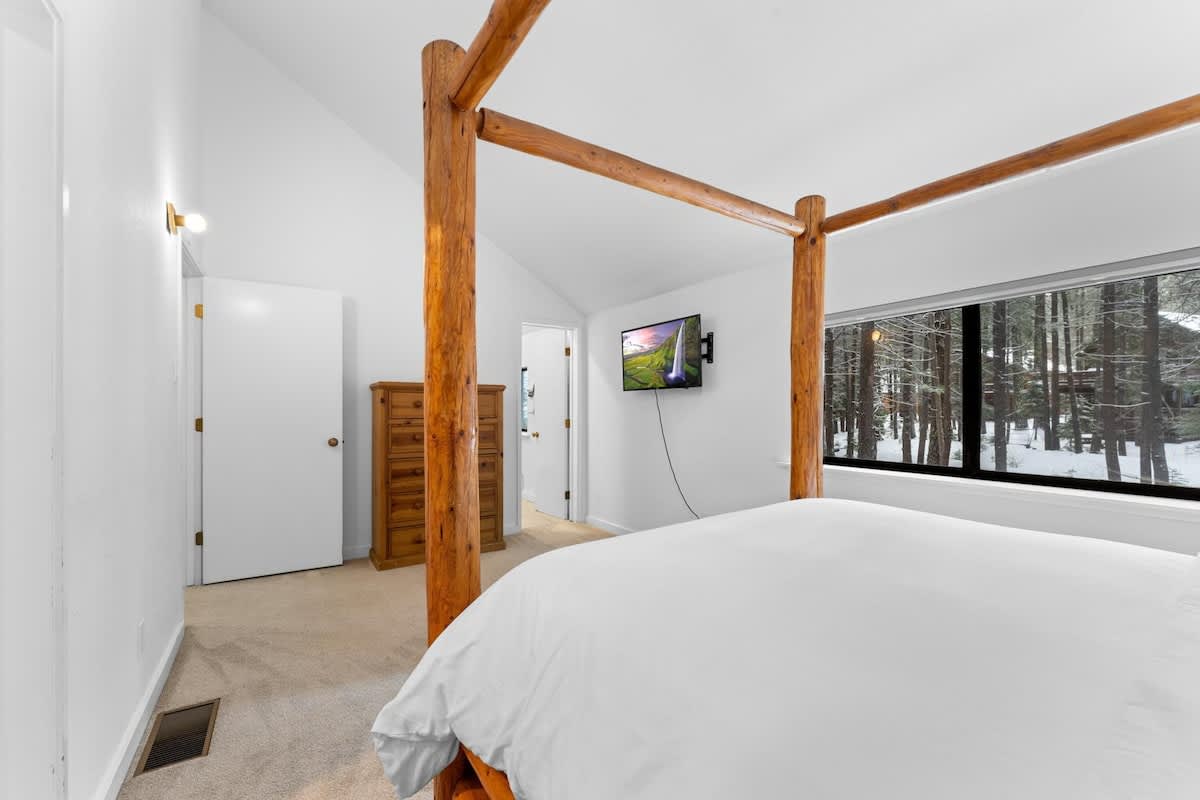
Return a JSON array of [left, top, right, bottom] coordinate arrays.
[[777, 460, 1200, 519]]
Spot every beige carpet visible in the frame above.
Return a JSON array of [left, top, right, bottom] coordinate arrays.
[[117, 503, 610, 800]]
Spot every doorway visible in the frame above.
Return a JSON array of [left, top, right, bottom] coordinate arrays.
[[519, 323, 578, 527]]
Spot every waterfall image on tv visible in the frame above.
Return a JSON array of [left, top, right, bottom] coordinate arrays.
[[621, 314, 702, 391]]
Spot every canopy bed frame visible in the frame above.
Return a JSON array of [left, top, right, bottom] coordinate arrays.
[[419, 2, 1200, 797]]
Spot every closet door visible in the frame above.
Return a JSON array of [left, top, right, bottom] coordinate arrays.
[[201, 278, 343, 583]]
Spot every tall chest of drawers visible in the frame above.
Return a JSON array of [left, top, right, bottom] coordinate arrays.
[[369, 381, 506, 570]]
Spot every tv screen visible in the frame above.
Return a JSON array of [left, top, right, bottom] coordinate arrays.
[[621, 314, 702, 391]]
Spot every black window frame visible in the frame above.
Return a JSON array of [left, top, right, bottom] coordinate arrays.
[[824, 303, 1200, 502]]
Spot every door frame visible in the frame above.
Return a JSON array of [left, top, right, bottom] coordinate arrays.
[[518, 322, 583, 523], [182, 250, 203, 586], [0, 1, 67, 793]]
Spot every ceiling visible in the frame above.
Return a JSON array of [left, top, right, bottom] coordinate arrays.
[[203, 0, 1200, 312]]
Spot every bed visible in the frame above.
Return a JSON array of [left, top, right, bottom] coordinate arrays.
[[406, 1, 1200, 797], [376, 499, 1200, 799]]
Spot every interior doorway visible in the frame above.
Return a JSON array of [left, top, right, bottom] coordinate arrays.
[[519, 323, 578, 526]]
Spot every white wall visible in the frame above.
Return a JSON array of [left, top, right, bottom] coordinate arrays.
[[198, 14, 582, 555], [1, 5, 61, 797], [586, 124, 1200, 552], [56, 0, 199, 797]]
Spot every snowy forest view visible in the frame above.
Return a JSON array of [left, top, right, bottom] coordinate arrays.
[[824, 268, 1200, 488]]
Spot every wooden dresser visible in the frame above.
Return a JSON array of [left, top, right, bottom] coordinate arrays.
[[369, 381, 506, 570]]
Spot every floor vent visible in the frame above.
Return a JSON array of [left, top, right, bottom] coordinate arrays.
[[135, 699, 220, 774]]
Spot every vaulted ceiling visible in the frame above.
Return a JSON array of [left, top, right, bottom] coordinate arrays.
[[203, 0, 1200, 311]]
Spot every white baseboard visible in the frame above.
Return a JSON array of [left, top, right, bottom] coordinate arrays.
[[504, 522, 521, 536], [342, 543, 371, 561], [585, 515, 635, 535], [94, 620, 184, 800], [521, 489, 536, 502]]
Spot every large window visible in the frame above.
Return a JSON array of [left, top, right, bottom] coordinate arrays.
[[824, 266, 1200, 500]]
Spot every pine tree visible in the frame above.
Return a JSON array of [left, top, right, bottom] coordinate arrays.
[[992, 301, 1008, 471]]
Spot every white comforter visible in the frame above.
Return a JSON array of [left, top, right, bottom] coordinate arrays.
[[374, 499, 1199, 799]]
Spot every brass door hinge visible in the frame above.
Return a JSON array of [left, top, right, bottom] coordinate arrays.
[[194, 303, 204, 319], [194, 531, 203, 546], [194, 417, 203, 432], [564, 346, 571, 357], [564, 418, 571, 429]]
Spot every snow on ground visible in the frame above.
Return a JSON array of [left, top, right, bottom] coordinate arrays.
[[832, 422, 1200, 487]]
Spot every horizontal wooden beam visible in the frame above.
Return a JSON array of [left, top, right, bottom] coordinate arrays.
[[451, 0, 552, 110], [477, 108, 806, 237], [823, 92, 1200, 234]]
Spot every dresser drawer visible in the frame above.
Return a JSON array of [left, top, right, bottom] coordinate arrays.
[[478, 390, 500, 420], [387, 459, 425, 493], [388, 524, 426, 555], [387, 491, 426, 526], [480, 514, 500, 546], [387, 421, 424, 457], [478, 454, 499, 483], [390, 456, 495, 491], [479, 482, 498, 516], [478, 420, 499, 453], [388, 390, 425, 419]]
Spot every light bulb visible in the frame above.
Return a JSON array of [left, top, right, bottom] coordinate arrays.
[[181, 214, 208, 233]]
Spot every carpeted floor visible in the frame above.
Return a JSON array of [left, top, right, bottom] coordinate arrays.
[[117, 503, 610, 800]]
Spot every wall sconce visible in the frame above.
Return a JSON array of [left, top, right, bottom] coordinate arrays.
[[166, 202, 208, 235]]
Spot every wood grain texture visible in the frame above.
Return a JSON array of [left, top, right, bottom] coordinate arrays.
[[791, 195, 826, 499], [464, 748, 517, 800], [423, 39, 481, 652], [823, 92, 1200, 233], [369, 382, 506, 570], [477, 108, 806, 237], [451, 0, 552, 111], [451, 773, 490, 800]]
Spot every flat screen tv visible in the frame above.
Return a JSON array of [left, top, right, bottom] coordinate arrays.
[[621, 314, 702, 391]]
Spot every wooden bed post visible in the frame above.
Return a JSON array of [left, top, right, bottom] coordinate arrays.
[[790, 195, 826, 499], [423, 37, 482, 800], [422, 39, 481, 645]]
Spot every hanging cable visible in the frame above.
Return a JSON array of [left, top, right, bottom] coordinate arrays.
[[654, 388, 700, 520]]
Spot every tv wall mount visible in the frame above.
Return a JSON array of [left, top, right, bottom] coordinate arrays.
[[700, 331, 714, 364]]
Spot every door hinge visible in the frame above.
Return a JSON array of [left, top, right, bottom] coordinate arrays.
[[194, 531, 203, 546], [194, 303, 204, 319], [194, 417, 203, 432], [564, 418, 571, 429], [564, 490, 570, 500], [564, 346, 571, 357]]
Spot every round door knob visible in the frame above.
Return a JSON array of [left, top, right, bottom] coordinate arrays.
[[328, 437, 339, 447], [531, 432, 540, 438]]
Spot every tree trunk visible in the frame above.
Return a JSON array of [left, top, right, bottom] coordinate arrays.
[[901, 327, 914, 464], [933, 310, 953, 466], [844, 331, 855, 459], [1100, 283, 1122, 481], [1034, 294, 1050, 446], [1141, 276, 1170, 483], [857, 323, 877, 460], [823, 332, 835, 456], [1060, 292, 1083, 453], [1048, 293, 1061, 450], [991, 301, 1008, 471]]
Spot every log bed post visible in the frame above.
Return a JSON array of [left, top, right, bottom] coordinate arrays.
[[791, 195, 826, 499], [423, 37, 483, 800], [422, 38, 481, 645]]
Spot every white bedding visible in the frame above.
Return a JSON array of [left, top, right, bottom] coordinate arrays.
[[373, 499, 1198, 799]]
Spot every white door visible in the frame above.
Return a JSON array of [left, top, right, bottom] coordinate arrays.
[[528, 328, 570, 519], [201, 278, 343, 583]]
